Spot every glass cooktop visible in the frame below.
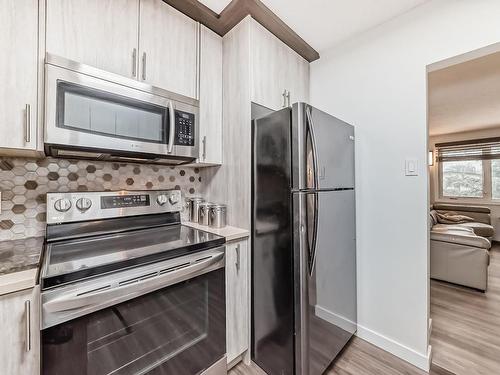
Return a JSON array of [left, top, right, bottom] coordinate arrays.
[[41, 225, 224, 289]]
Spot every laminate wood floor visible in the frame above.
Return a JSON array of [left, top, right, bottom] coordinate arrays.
[[229, 337, 452, 375], [230, 245, 500, 375], [430, 242, 500, 375]]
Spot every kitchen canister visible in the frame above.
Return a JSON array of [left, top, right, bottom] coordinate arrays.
[[209, 204, 227, 228], [188, 197, 205, 223], [199, 202, 214, 226], [185, 198, 193, 221]]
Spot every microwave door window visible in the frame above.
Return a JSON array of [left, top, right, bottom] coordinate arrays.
[[57, 81, 167, 144]]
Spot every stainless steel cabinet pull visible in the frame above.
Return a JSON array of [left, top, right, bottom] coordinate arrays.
[[25, 300, 31, 352], [282, 90, 287, 108], [202, 135, 207, 161], [235, 244, 241, 271], [142, 52, 147, 80], [286, 90, 291, 107], [25, 104, 31, 143], [132, 48, 137, 77]]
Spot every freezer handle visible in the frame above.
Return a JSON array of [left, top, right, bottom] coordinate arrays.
[[305, 105, 319, 190]]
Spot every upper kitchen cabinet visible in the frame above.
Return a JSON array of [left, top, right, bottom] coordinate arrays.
[[139, 0, 198, 99], [46, 0, 140, 79], [250, 19, 309, 110], [0, 0, 39, 154], [198, 25, 223, 165]]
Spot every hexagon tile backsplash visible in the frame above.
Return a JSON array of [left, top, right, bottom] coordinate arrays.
[[0, 157, 202, 241]]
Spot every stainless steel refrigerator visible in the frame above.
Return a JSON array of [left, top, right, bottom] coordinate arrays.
[[251, 102, 357, 375]]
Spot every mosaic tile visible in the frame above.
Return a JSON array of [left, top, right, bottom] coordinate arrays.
[[0, 157, 201, 239]]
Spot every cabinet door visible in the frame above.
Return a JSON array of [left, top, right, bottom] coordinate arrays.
[[226, 240, 249, 364], [0, 287, 40, 374], [286, 51, 310, 105], [46, 0, 140, 78], [139, 0, 198, 98], [0, 0, 38, 151], [250, 19, 288, 111], [198, 26, 223, 165]]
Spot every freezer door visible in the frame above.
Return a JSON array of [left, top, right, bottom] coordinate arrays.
[[292, 103, 355, 191], [252, 107, 295, 375], [293, 190, 357, 375]]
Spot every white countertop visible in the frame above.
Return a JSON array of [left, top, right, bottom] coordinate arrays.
[[183, 222, 249, 242]]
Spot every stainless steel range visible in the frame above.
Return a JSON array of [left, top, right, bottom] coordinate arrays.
[[40, 190, 227, 375]]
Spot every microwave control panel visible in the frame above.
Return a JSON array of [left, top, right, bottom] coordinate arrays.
[[174, 110, 195, 146]]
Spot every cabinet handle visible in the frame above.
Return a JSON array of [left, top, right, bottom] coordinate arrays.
[[132, 48, 137, 77], [235, 244, 241, 271], [25, 104, 31, 143], [142, 52, 147, 81], [282, 90, 287, 108], [25, 300, 31, 352], [202, 135, 207, 161], [286, 90, 291, 107]]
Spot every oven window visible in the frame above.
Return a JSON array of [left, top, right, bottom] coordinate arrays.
[[56, 81, 168, 144], [42, 269, 225, 375]]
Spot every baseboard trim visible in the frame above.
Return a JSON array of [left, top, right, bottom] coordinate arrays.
[[356, 324, 431, 371], [315, 305, 357, 333]]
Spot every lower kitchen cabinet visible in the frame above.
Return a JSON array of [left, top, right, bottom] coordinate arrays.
[[226, 239, 249, 365], [0, 286, 40, 374]]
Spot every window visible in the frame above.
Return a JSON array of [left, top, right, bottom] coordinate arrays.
[[442, 160, 483, 198], [437, 139, 500, 202], [492, 160, 500, 200]]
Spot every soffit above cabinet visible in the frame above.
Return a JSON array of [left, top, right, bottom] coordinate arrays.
[[162, 0, 320, 62], [167, 0, 430, 61]]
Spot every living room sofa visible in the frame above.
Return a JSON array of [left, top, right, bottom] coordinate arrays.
[[430, 204, 494, 291]]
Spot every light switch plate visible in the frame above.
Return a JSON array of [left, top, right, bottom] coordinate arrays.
[[405, 159, 419, 176]]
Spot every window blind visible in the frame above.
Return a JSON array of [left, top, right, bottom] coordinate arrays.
[[436, 137, 500, 162]]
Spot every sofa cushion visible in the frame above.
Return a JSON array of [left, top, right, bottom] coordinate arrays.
[[432, 224, 474, 233], [433, 203, 490, 214], [456, 222, 495, 238], [430, 229, 491, 249]]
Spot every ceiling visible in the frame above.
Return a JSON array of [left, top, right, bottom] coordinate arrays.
[[428, 51, 500, 136], [198, 0, 429, 52]]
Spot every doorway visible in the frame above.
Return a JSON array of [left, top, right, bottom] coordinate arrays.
[[427, 46, 500, 374]]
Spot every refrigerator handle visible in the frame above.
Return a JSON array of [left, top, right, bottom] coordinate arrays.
[[305, 105, 319, 190], [306, 192, 319, 275]]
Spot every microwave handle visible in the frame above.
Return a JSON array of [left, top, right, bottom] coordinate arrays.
[[168, 101, 175, 154]]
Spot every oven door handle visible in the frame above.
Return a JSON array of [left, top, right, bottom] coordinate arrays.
[[44, 251, 224, 314]]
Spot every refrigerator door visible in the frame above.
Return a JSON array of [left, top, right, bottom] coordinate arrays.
[[252, 107, 295, 375], [293, 190, 357, 375], [292, 103, 355, 191]]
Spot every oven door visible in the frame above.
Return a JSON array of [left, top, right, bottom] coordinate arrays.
[[41, 249, 225, 375], [44, 56, 199, 162]]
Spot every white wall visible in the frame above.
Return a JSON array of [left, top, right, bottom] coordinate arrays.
[[429, 126, 500, 241], [310, 0, 500, 370]]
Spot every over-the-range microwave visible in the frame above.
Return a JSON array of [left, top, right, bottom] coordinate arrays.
[[44, 53, 199, 165]]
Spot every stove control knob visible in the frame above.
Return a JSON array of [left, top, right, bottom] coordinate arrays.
[[76, 198, 92, 212], [54, 198, 72, 212], [157, 194, 168, 206], [169, 194, 180, 205]]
